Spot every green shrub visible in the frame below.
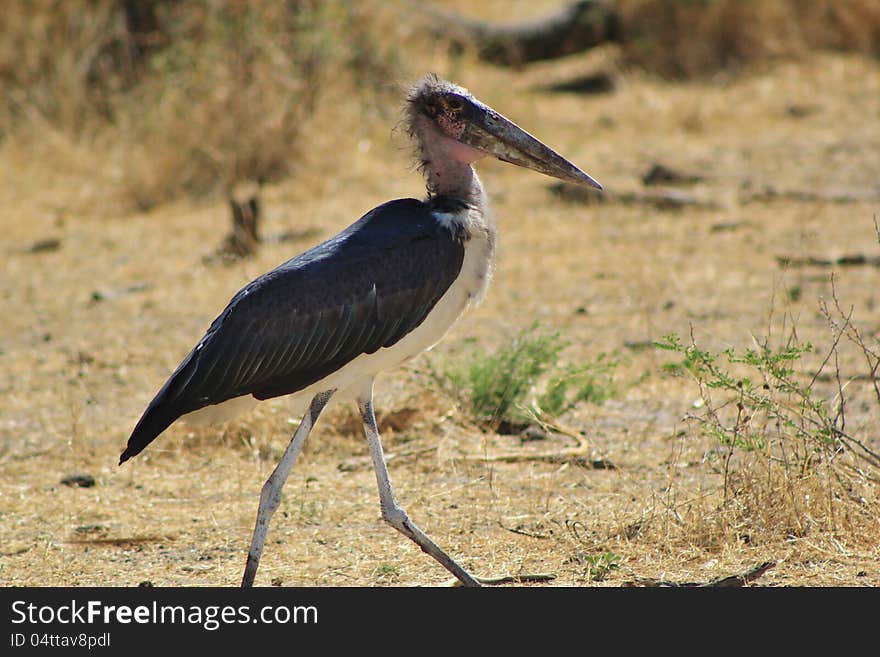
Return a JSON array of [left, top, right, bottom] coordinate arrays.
[[430, 324, 618, 432]]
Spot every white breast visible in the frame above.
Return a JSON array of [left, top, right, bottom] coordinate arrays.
[[182, 206, 495, 425]]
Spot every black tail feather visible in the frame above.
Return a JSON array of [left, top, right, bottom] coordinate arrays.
[[119, 401, 181, 464], [119, 346, 204, 464]]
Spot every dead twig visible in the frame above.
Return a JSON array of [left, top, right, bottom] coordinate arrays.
[[60, 535, 173, 548], [337, 445, 437, 472], [776, 253, 880, 268], [444, 573, 557, 586], [741, 186, 880, 205], [625, 561, 776, 587], [550, 182, 718, 210], [461, 431, 614, 468], [501, 522, 553, 540]]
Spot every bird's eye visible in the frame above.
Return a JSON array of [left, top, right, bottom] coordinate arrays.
[[423, 100, 440, 117], [446, 96, 463, 111]]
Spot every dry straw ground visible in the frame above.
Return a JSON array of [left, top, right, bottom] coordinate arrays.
[[1, 1, 879, 587]]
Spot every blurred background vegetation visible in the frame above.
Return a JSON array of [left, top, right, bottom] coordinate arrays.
[[1, 0, 877, 213]]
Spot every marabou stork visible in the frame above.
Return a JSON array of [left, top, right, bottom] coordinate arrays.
[[119, 74, 602, 587]]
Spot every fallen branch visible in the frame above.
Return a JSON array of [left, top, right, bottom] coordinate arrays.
[[741, 186, 880, 205], [60, 534, 173, 548], [551, 182, 718, 211], [339, 426, 613, 470], [444, 573, 557, 586], [422, 0, 620, 67], [775, 253, 880, 268], [338, 445, 437, 472], [625, 561, 776, 587], [460, 430, 614, 468], [501, 522, 553, 540]]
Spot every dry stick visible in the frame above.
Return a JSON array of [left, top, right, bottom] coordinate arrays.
[[338, 420, 605, 471], [444, 573, 557, 587], [459, 430, 609, 467], [742, 187, 880, 205], [704, 561, 776, 587], [501, 523, 552, 539], [475, 573, 557, 585], [337, 445, 436, 472], [775, 253, 880, 268], [61, 535, 171, 547], [628, 561, 776, 588], [551, 183, 718, 210], [702, 561, 777, 588]]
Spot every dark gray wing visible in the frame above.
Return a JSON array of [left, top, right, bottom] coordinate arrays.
[[120, 198, 465, 463]]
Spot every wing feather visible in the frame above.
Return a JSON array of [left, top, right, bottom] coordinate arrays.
[[120, 198, 467, 463]]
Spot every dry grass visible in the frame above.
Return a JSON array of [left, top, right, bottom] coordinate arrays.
[[0, 0, 405, 213], [1, 2, 879, 587], [3, 0, 878, 212], [618, 0, 880, 77]]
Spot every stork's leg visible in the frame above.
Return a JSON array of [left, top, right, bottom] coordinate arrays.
[[357, 382, 480, 587], [241, 390, 334, 587]]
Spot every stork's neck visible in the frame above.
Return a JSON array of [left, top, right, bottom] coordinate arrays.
[[415, 119, 486, 205]]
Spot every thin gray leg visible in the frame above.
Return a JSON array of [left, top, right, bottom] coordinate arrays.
[[241, 390, 334, 587], [357, 383, 480, 587]]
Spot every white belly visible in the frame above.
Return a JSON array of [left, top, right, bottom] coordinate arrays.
[[182, 209, 494, 424]]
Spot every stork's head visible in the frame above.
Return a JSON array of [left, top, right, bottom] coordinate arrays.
[[407, 74, 602, 190]]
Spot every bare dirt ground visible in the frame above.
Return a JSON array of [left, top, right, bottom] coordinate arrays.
[[2, 13, 879, 586]]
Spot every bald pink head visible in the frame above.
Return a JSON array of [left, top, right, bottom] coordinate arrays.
[[406, 73, 602, 198]]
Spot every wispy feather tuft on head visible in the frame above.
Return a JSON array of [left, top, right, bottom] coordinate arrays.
[[405, 73, 602, 202]]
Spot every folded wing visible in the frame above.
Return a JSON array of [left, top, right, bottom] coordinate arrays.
[[120, 199, 465, 463]]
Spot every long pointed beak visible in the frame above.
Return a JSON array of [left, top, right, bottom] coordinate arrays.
[[459, 101, 603, 190]]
